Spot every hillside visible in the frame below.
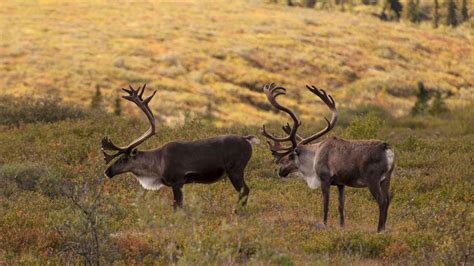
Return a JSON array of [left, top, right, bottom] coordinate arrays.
[[1, 0, 473, 125]]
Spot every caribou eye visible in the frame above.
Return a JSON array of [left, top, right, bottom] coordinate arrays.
[[294, 149, 300, 156]]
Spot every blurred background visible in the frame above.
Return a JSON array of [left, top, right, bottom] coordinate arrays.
[[1, 0, 472, 126]]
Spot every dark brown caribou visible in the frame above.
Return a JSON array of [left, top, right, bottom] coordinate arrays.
[[101, 85, 259, 209], [261, 83, 395, 232]]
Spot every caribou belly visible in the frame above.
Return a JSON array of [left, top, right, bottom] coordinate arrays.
[[136, 176, 164, 191]]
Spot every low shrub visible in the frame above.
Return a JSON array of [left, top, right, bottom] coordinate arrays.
[[335, 232, 394, 258], [337, 104, 392, 128], [0, 163, 47, 191], [0, 96, 86, 127], [344, 112, 383, 139]]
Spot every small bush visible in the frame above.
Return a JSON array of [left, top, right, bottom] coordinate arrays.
[[338, 104, 392, 128], [336, 232, 394, 258], [399, 135, 427, 152], [0, 96, 86, 127], [428, 92, 448, 115], [410, 83, 449, 117], [411, 81, 430, 116], [271, 254, 294, 265], [0, 163, 47, 191], [345, 112, 383, 139], [90, 85, 103, 110]]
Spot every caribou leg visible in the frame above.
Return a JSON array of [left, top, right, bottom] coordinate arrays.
[[228, 169, 250, 206], [368, 182, 388, 232], [321, 182, 331, 226], [380, 178, 391, 230], [337, 185, 345, 227], [172, 185, 183, 210]]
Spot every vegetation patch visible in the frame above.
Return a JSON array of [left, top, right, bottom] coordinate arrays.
[[0, 96, 86, 127], [0, 101, 471, 264]]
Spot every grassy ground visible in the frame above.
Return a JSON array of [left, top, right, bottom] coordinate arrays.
[[1, 0, 473, 126], [0, 100, 472, 264]]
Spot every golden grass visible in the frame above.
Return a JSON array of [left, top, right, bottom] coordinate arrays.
[[1, 0, 473, 125]]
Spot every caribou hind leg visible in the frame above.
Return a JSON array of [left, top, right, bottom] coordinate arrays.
[[321, 181, 331, 226], [172, 184, 184, 210], [380, 176, 392, 230], [228, 169, 250, 206], [368, 181, 388, 232], [337, 185, 345, 227]]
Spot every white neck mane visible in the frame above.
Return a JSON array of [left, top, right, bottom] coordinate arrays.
[[136, 176, 164, 191], [296, 148, 321, 189]]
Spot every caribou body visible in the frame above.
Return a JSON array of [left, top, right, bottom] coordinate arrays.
[[102, 85, 258, 208], [261, 83, 395, 232]]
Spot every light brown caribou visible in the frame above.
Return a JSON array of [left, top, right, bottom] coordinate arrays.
[[261, 83, 395, 232]]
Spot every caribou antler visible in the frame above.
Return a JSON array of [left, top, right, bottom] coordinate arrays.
[[282, 122, 303, 142], [101, 84, 157, 163], [266, 139, 293, 162], [261, 84, 338, 154], [261, 83, 301, 150], [297, 85, 338, 145], [101, 137, 123, 164]]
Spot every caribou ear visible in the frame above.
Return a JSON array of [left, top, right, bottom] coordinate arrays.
[[130, 148, 138, 158]]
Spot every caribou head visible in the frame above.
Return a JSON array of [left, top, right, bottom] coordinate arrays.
[[101, 84, 156, 178], [261, 83, 338, 178]]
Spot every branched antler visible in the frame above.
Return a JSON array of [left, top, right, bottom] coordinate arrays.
[[297, 85, 338, 145], [261, 83, 301, 151], [266, 139, 293, 162], [261, 83, 339, 156], [101, 84, 157, 164]]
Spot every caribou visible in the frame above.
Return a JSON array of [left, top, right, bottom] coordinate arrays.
[[261, 83, 395, 232], [101, 85, 259, 209]]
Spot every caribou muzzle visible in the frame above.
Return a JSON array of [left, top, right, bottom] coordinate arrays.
[[278, 167, 290, 177], [104, 167, 114, 179]]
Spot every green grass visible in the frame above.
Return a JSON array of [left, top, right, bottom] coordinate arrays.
[[0, 100, 472, 264]]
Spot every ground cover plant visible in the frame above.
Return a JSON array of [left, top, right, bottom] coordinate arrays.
[[0, 97, 471, 264]]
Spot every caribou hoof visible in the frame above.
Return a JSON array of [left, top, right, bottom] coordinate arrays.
[[314, 223, 326, 230]]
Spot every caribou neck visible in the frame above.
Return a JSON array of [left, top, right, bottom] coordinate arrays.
[[296, 145, 317, 175], [290, 144, 320, 190], [129, 150, 164, 178]]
